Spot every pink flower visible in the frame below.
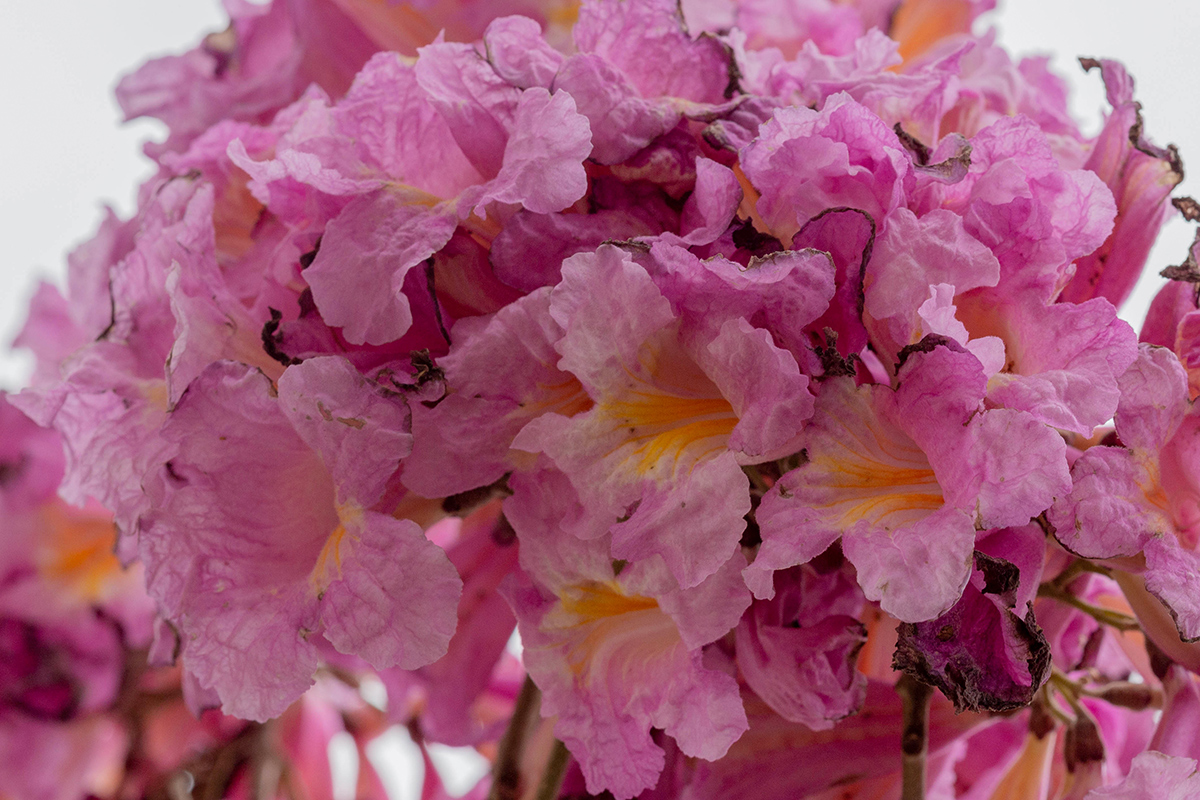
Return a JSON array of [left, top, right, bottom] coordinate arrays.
[[141, 359, 460, 720], [503, 468, 749, 799], [753, 339, 1068, 621], [514, 245, 816, 588], [1085, 751, 1200, 799]]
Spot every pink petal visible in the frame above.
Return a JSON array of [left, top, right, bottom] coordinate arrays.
[[304, 192, 457, 345], [842, 508, 975, 622], [574, 0, 731, 104], [320, 510, 461, 669], [277, 356, 412, 506], [1047, 446, 1167, 558], [473, 87, 592, 214]]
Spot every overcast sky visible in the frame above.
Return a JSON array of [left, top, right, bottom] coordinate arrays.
[[1, 0, 1198, 390]]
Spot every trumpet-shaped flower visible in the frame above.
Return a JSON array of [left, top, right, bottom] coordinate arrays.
[[753, 338, 1069, 620], [503, 468, 749, 799], [141, 358, 460, 720]]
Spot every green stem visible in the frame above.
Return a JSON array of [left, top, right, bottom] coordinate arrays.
[[1037, 582, 1140, 631], [1049, 667, 1086, 715], [1052, 559, 1113, 589]]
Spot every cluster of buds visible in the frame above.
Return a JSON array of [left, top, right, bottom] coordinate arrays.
[[7, 0, 1200, 798]]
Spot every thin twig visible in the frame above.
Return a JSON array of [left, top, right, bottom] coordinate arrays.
[[489, 675, 541, 800], [897, 674, 933, 800], [1037, 684, 1075, 727], [1049, 668, 1086, 714], [534, 740, 571, 800], [1052, 559, 1113, 589], [1037, 582, 1140, 631]]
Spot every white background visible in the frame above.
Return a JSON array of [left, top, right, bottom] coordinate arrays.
[[1, 2, 1199, 390]]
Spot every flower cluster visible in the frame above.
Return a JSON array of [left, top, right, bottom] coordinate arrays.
[[9, 0, 1200, 798]]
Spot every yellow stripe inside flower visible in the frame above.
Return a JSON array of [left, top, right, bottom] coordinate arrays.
[[550, 581, 666, 677], [310, 503, 362, 596], [559, 580, 659, 619], [808, 409, 943, 530], [603, 392, 738, 478], [38, 503, 125, 602], [546, 1, 582, 29], [529, 376, 595, 419]]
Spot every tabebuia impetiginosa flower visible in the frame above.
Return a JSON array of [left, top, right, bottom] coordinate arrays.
[[7, 0, 1200, 798]]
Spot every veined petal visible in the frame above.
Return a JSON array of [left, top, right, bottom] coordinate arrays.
[[405, 288, 590, 499], [843, 508, 975, 622], [785, 380, 944, 531], [143, 362, 458, 720], [504, 468, 747, 799], [750, 378, 947, 600], [277, 355, 412, 507], [1047, 446, 1168, 559], [520, 247, 807, 587]]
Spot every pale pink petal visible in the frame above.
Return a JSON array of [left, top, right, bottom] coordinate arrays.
[[943, 115, 1116, 298], [277, 356, 412, 506], [606, 452, 749, 589], [702, 318, 813, 460], [552, 54, 678, 164], [983, 298, 1137, 436], [735, 565, 867, 728], [492, 206, 671, 292], [574, 0, 731, 104], [865, 207, 1000, 322], [505, 469, 746, 799], [413, 40, 520, 178], [1115, 344, 1190, 452], [473, 87, 592, 214], [1150, 665, 1200, 762], [143, 362, 455, 720], [1142, 280, 1196, 349], [957, 408, 1071, 530], [332, 51, 483, 197], [674, 157, 743, 246], [482, 16, 564, 89], [650, 243, 836, 358], [750, 376, 944, 599], [842, 508, 976, 622], [548, 246, 676, 393], [320, 511, 461, 669], [1062, 60, 1183, 308], [404, 289, 582, 499], [1144, 535, 1200, 642], [1084, 751, 1200, 799], [1047, 446, 1167, 558], [741, 95, 912, 242], [304, 192, 457, 345]]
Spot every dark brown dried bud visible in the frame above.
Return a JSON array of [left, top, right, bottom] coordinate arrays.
[[1064, 713, 1105, 772], [1095, 682, 1159, 710]]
